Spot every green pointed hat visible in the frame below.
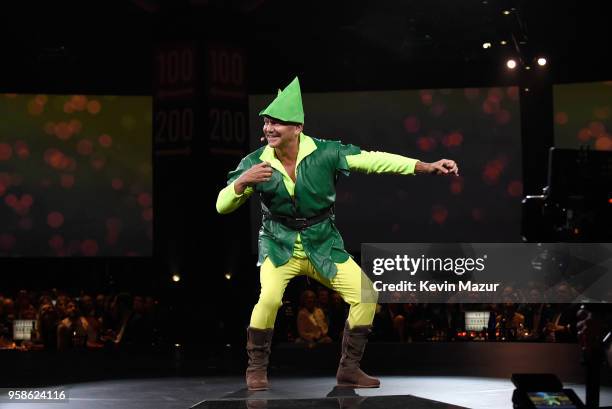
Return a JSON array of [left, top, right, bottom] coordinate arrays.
[[259, 76, 304, 123]]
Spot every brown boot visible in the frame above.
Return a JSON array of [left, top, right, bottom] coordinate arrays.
[[336, 321, 380, 388], [246, 327, 274, 391]]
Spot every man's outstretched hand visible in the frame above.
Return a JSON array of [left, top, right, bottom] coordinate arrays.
[[416, 159, 459, 176]]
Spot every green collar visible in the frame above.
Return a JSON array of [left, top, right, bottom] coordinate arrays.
[[259, 132, 317, 174], [258, 133, 317, 196]]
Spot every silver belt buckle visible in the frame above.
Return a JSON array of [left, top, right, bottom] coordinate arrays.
[[295, 217, 308, 230]]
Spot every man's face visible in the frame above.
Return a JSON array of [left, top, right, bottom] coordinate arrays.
[[304, 292, 315, 310], [528, 289, 541, 302], [262, 116, 302, 149], [66, 302, 78, 319], [556, 284, 571, 302], [81, 296, 93, 312]]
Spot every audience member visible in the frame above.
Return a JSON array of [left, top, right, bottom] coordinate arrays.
[[296, 290, 332, 345], [36, 303, 59, 351], [57, 300, 97, 350]]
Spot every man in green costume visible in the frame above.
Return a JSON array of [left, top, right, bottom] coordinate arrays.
[[216, 77, 459, 390]]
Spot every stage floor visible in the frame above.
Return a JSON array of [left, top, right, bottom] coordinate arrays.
[[1, 376, 611, 409]]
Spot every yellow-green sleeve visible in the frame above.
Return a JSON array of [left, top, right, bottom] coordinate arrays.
[[346, 150, 418, 175], [216, 182, 254, 214]]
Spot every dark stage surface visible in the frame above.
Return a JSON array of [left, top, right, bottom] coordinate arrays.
[[3, 342, 612, 408], [1, 375, 611, 409]]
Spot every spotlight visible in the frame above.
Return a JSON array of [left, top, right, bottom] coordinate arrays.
[[171, 273, 181, 282], [506, 59, 517, 69], [537, 57, 547, 66], [224, 272, 232, 280], [502, 10, 511, 15], [482, 42, 492, 49], [525, 66, 531, 70], [500, 40, 507, 45]]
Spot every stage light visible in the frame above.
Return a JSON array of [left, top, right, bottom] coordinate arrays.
[[171, 273, 181, 282], [525, 66, 531, 70], [224, 272, 232, 280], [506, 59, 517, 69], [502, 10, 511, 15], [537, 57, 547, 66], [500, 40, 507, 45], [482, 42, 492, 49]]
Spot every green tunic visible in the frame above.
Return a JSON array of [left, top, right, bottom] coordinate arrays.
[[228, 134, 358, 279]]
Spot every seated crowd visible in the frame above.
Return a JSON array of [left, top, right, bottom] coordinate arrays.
[[274, 279, 611, 345], [1, 279, 608, 351], [0, 290, 164, 351]]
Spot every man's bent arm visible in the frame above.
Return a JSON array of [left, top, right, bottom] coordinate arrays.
[[216, 181, 254, 214]]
